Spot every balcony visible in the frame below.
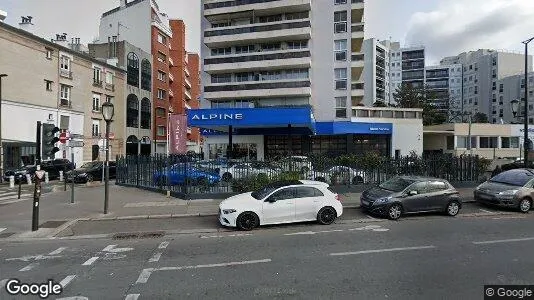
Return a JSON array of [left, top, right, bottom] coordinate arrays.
[[105, 82, 115, 91], [351, 88, 364, 97], [185, 89, 192, 100], [93, 80, 103, 88], [351, 82, 364, 90], [204, 80, 311, 99], [204, 0, 311, 17], [59, 98, 71, 108], [169, 89, 174, 98], [185, 102, 191, 110], [184, 66, 190, 77], [351, 0, 364, 10], [184, 76, 191, 88], [169, 57, 175, 67], [204, 50, 311, 72], [204, 20, 311, 47], [169, 73, 174, 82], [60, 69, 72, 79]]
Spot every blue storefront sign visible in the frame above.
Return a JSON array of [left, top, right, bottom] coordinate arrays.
[[315, 122, 392, 135]]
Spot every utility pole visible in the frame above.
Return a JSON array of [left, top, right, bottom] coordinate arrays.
[[0, 74, 8, 183], [522, 37, 534, 167]]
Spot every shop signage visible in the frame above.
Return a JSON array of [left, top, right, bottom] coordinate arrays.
[[191, 113, 243, 121]]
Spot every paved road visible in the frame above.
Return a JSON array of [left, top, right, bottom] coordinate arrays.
[[1, 214, 533, 299]]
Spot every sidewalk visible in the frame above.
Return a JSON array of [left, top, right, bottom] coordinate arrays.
[[0, 183, 475, 239]]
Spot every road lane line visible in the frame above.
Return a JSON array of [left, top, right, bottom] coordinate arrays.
[[473, 237, 534, 245], [19, 262, 39, 272], [125, 294, 140, 300], [59, 275, 77, 288], [136, 268, 155, 284], [49, 247, 67, 255], [479, 209, 496, 214], [158, 241, 169, 249], [102, 245, 117, 252], [366, 215, 376, 219], [82, 257, 99, 266], [0, 228, 6, 233], [148, 252, 162, 262], [330, 246, 436, 256]]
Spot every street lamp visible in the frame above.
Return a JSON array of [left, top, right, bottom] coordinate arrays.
[[521, 36, 534, 167], [101, 101, 114, 214], [0, 74, 7, 183]]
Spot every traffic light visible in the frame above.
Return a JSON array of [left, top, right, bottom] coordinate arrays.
[[42, 123, 60, 159]]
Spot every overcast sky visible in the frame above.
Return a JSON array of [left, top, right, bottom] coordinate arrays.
[[2, 0, 534, 65]]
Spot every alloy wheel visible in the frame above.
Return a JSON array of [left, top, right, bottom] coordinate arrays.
[[388, 204, 402, 220], [447, 202, 460, 216], [237, 213, 258, 231], [318, 207, 336, 225], [519, 199, 531, 213]]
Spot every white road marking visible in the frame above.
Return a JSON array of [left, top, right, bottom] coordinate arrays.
[[200, 233, 252, 239], [136, 259, 272, 284], [284, 231, 316, 236], [125, 294, 140, 300], [82, 256, 99, 266], [0, 193, 32, 201], [102, 245, 134, 253], [366, 214, 376, 219], [479, 209, 496, 214], [330, 245, 436, 256], [473, 237, 534, 245], [49, 247, 67, 255], [158, 241, 169, 249], [6, 254, 61, 262], [0, 228, 6, 233], [56, 297, 89, 300], [19, 262, 39, 272], [148, 252, 162, 262], [59, 275, 77, 288]]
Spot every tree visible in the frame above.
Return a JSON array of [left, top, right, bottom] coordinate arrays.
[[472, 112, 489, 123], [393, 84, 447, 126]]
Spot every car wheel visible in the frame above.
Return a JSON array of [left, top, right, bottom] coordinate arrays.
[[446, 200, 460, 216], [388, 203, 402, 220], [352, 176, 364, 184], [317, 206, 337, 225], [86, 174, 94, 182], [222, 172, 232, 182], [518, 198, 532, 213], [236, 212, 259, 231]]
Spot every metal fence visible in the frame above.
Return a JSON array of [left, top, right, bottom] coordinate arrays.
[[116, 154, 488, 198]]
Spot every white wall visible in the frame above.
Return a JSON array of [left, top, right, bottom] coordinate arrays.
[[391, 122, 423, 156]]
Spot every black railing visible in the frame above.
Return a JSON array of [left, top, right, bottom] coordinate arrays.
[[205, 51, 311, 65], [204, 0, 280, 10], [204, 21, 311, 37], [351, 54, 364, 61], [205, 80, 310, 92]]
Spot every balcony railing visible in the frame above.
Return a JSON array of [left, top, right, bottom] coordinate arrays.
[[351, 24, 364, 32], [169, 73, 174, 82], [185, 89, 192, 100], [169, 57, 174, 66], [105, 83, 115, 91], [60, 69, 72, 79], [184, 77, 192, 89], [205, 80, 310, 92], [169, 90, 174, 98], [351, 54, 364, 61], [59, 98, 71, 108], [205, 50, 311, 65], [204, 0, 280, 10], [93, 80, 103, 87], [204, 20, 311, 37], [351, 83, 364, 90]]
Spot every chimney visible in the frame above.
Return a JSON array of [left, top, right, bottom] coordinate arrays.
[[0, 9, 7, 22], [120, 0, 127, 8], [19, 16, 35, 34], [53, 32, 69, 47]]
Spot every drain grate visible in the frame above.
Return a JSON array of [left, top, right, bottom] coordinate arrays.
[[40, 221, 67, 228], [0, 232, 15, 238], [112, 231, 165, 240]]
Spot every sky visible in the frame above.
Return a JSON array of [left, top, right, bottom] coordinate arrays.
[[2, 0, 534, 65]]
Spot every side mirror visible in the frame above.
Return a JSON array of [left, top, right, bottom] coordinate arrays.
[[408, 190, 418, 196], [265, 197, 277, 203]]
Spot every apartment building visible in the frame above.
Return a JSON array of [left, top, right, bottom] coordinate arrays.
[[425, 64, 463, 116], [98, 0, 201, 154], [440, 49, 532, 123], [0, 19, 125, 169], [492, 72, 534, 125], [89, 40, 153, 155]]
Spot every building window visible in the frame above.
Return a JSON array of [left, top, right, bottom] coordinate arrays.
[[157, 89, 166, 100], [156, 107, 166, 117], [492, 69, 497, 79], [492, 57, 497, 66], [157, 52, 167, 63], [60, 56, 70, 71], [157, 70, 166, 81], [286, 11, 309, 20], [59, 115, 70, 130], [92, 93, 101, 112], [93, 67, 102, 85], [211, 73, 232, 84], [492, 82, 496, 90], [334, 0, 347, 4], [140, 98, 151, 129], [287, 41, 308, 50], [334, 11, 347, 33], [334, 68, 347, 89], [211, 47, 232, 56], [235, 45, 255, 54], [260, 43, 281, 52], [60, 85, 71, 106], [127, 94, 139, 128], [127, 52, 139, 87], [46, 49, 53, 59], [258, 14, 282, 23], [157, 33, 167, 45], [501, 137, 520, 148], [157, 126, 166, 136], [141, 59, 151, 91], [479, 137, 498, 148], [92, 120, 100, 137], [334, 39, 347, 61], [335, 97, 347, 118], [45, 80, 53, 91]]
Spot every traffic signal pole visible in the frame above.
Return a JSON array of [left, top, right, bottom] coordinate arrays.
[[32, 122, 42, 231]]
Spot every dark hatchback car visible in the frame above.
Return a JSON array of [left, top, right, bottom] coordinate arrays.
[[4, 159, 74, 182], [474, 168, 533, 213], [360, 176, 461, 220], [66, 161, 116, 183]]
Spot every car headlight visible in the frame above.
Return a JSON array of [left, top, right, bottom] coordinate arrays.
[[374, 197, 392, 204], [222, 209, 236, 214], [498, 190, 518, 196]]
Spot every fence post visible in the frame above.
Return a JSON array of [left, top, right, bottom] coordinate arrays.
[[136, 155, 140, 187]]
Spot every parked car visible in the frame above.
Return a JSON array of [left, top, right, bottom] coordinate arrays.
[[66, 161, 116, 183], [277, 156, 313, 173], [474, 168, 534, 213], [219, 180, 342, 230], [153, 163, 220, 186], [219, 162, 283, 181], [311, 166, 365, 185], [4, 159, 74, 182], [360, 176, 461, 220]]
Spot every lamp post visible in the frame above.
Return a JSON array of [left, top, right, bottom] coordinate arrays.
[[522, 36, 534, 167], [101, 101, 114, 214], [0, 74, 7, 183]]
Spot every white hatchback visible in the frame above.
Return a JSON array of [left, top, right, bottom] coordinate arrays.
[[219, 180, 343, 230]]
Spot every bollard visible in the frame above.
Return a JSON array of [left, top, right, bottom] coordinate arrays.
[[26, 174, 32, 185], [45, 172, 49, 184], [9, 176, 14, 188], [18, 176, 22, 199], [59, 171, 63, 182]]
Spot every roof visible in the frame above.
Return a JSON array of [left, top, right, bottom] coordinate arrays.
[[102, 0, 145, 17], [0, 21, 125, 73], [398, 175, 446, 182]]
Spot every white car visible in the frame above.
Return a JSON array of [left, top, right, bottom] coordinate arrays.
[[311, 166, 365, 185], [219, 180, 343, 230]]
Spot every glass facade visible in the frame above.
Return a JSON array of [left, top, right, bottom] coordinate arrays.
[[208, 143, 258, 160]]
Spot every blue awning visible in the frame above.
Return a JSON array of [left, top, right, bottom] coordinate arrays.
[[315, 122, 392, 135]]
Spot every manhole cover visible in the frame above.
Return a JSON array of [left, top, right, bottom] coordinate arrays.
[[40, 221, 67, 228], [139, 231, 165, 239], [112, 232, 139, 240], [0, 232, 15, 238], [112, 231, 165, 240]]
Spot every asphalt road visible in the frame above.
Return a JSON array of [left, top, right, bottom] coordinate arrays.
[[1, 213, 533, 299]]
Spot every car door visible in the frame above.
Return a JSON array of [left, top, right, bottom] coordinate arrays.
[[402, 181, 430, 212], [426, 181, 450, 210], [294, 186, 323, 221], [262, 187, 296, 224]]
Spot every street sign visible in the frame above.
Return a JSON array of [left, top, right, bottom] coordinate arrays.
[[68, 140, 84, 147], [59, 132, 68, 144], [69, 133, 84, 139]]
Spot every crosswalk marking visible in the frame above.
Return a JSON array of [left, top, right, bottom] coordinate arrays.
[[59, 275, 77, 288], [82, 257, 99, 266], [19, 262, 39, 272], [0, 228, 6, 233], [125, 294, 140, 300]]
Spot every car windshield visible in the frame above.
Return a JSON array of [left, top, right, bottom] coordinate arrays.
[[379, 177, 415, 192], [251, 186, 278, 200], [490, 170, 534, 186]]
